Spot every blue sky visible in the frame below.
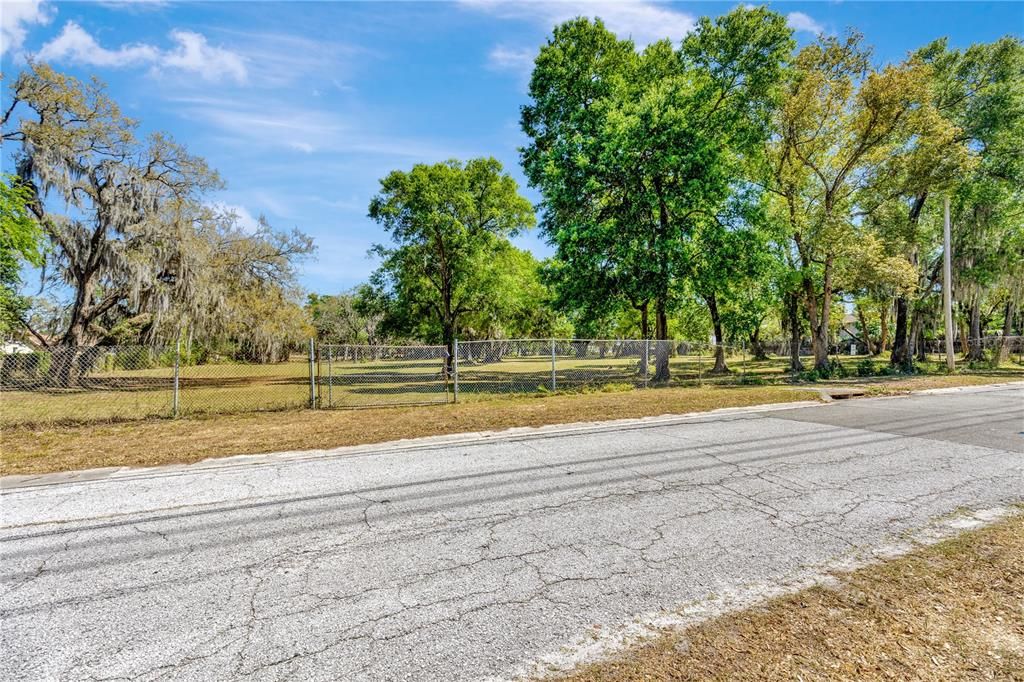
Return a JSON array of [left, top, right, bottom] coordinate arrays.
[[3, 1, 1021, 295]]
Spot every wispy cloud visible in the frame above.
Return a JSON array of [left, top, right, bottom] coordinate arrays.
[[462, 0, 697, 46], [36, 21, 247, 83], [488, 44, 534, 72], [1, 0, 53, 56], [214, 29, 367, 89], [786, 11, 824, 35], [169, 95, 462, 160], [93, 0, 169, 10]]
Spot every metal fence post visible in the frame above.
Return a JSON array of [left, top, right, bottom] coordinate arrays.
[[172, 339, 180, 418], [453, 338, 459, 403], [550, 339, 557, 391], [740, 340, 747, 384], [697, 345, 703, 386], [308, 339, 316, 409], [327, 346, 333, 408], [642, 340, 649, 388]]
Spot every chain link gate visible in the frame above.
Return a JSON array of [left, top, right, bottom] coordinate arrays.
[[316, 344, 451, 408]]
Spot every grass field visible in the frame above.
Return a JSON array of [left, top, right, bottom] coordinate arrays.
[[3, 347, 1023, 426], [548, 510, 1024, 681]]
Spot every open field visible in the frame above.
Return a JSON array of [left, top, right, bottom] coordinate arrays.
[[550, 511, 1024, 682], [4, 346, 1023, 427]]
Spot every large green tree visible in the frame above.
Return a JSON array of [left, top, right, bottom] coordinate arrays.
[[761, 33, 929, 372], [872, 37, 1022, 366], [367, 158, 535, 362], [522, 6, 792, 380]]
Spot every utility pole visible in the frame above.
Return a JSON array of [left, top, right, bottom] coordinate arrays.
[[943, 195, 955, 372]]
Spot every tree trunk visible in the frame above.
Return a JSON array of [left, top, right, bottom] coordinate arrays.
[[786, 291, 803, 372], [50, 315, 92, 387], [856, 305, 875, 355], [749, 326, 769, 361], [890, 297, 910, 366], [892, 197, 926, 365], [910, 309, 926, 363], [653, 297, 670, 382], [705, 292, 728, 374], [638, 302, 650, 340], [441, 318, 455, 372], [878, 301, 889, 353], [998, 300, 1015, 364], [966, 297, 985, 361], [804, 254, 833, 372]]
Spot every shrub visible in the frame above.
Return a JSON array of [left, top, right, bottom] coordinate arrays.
[[111, 347, 159, 371], [855, 358, 877, 377]]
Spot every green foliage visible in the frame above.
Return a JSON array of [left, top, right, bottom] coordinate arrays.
[[3, 64, 314, 358], [367, 158, 536, 352], [798, 358, 850, 382], [307, 288, 384, 345], [0, 174, 44, 336], [855, 358, 877, 377], [0, 350, 50, 379], [521, 6, 794, 368]]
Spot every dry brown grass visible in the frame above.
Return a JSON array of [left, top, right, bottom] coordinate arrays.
[[1, 384, 819, 476], [845, 374, 1024, 394], [552, 513, 1024, 682]]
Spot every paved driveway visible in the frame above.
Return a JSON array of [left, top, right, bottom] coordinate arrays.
[[2, 384, 1022, 681]]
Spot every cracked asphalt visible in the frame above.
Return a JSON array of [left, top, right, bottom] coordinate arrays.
[[1, 384, 1022, 681]]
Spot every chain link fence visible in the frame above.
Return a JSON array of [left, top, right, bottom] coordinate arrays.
[[3, 335, 1020, 426], [1, 345, 175, 425], [453, 339, 757, 396], [317, 344, 450, 408]]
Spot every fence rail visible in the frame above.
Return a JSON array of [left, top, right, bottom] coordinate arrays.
[[2, 335, 1020, 426]]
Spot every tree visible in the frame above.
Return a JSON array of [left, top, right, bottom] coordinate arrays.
[[523, 7, 793, 381], [3, 64, 218, 350], [175, 213, 314, 362], [367, 158, 535, 363], [873, 37, 1020, 367], [939, 38, 1024, 361], [0, 174, 44, 337], [308, 287, 385, 346], [2, 64, 314, 371], [761, 34, 932, 372]]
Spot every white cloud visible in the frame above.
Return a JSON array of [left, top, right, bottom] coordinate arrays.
[[288, 141, 316, 154], [211, 202, 261, 233], [488, 44, 534, 72], [162, 30, 247, 83], [462, 0, 697, 46], [1, 0, 53, 56], [36, 21, 157, 66], [786, 11, 824, 35], [36, 21, 247, 83]]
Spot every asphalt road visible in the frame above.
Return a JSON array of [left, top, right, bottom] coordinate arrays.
[[2, 384, 1022, 681]]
